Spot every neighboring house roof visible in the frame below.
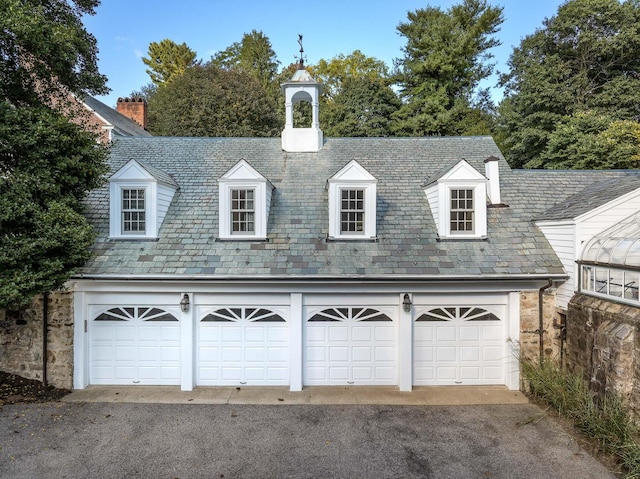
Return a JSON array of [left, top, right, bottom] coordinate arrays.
[[82, 95, 152, 138], [79, 136, 579, 280]]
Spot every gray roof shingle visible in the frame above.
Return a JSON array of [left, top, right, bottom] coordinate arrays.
[[78, 136, 638, 280]]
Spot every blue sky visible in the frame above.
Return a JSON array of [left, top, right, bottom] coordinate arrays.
[[84, 1, 566, 107]]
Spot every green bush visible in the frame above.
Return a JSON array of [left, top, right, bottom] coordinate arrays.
[[521, 358, 640, 477]]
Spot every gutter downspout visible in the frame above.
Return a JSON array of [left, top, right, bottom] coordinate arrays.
[[539, 280, 553, 365], [42, 293, 48, 387]]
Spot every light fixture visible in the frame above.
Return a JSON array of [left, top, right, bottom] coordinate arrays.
[[402, 293, 412, 313], [180, 293, 190, 313]]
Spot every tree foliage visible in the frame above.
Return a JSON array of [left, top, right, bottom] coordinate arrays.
[[0, 0, 107, 106], [142, 39, 198, 85], [322, 76, 401, 137], [211, 30, 280, 93], [499, 0, 640, 168], [147, 64, 281, 137], [0, 0, 108, 308], [392, 0, 503, 136], [312, 50, 390, 100], [0, 103, 108, 308]]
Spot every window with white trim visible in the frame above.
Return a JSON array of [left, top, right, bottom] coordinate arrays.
[[109, 160, 178, 240], [328, 160, 377, 240], [341, 189, 365, 234], [122, 188, 146, 234], [231, 189, 255, 234], [424, 160, 487, 239], [450, 188, 474, 234], [218, 160, 273, 240]]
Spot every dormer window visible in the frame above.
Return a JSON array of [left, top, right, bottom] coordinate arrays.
[[424, 160, 487, 239], [219, 160, 273, 240], [450, 188, 474, 234], [109, 160, 178, 240], [328, 160, 377, 240], [122, 188, 146, 234], [231, 189, 255, 234]]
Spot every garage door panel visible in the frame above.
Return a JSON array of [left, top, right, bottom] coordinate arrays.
[[304, 306, 397, 386], [414, 306, 506, 386], [329, 326, 349, 341], [267, 347, 288, 362], [437, 327, 456, 341], [352, 346, 372, 361], [329, 346, 349, 361], [329, 367, 349, 380], [196, 307, 289, 386], [460, 346, 480, 361]]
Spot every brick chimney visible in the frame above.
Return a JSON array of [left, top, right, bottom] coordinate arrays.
[[116, 97, 147, 130]]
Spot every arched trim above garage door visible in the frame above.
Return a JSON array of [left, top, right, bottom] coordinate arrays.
[[416, 307, 500, 322], [308, 307, 392, 322], [201, 307, 285, 322], [94, 307, 178, 322]]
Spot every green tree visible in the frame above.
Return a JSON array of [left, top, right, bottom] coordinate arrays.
[[312, 50, 390, 100], [0, 104, 108, 309], [211, 30, 280, 94], [0, 0, 109, 308], [528, 111, 640, 169], [142, 39, 198, 85], [147, 64, 281, 137], [323, 76, 401, 137], [0, 0, 107, 105], [392, 0, 503, 136], [499, 0, 640, 168]]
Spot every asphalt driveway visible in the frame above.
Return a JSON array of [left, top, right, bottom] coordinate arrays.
[[0, 402, 615, 479]]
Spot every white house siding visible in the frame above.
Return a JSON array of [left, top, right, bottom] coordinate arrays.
[[536, 222, 576, 309], [578, 192, 640, 247], [157, 183, 176, 228]]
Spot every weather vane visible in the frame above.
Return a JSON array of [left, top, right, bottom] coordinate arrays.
[[296, 34, 306, 69]]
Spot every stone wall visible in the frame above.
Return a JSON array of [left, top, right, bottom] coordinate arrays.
[[0, 292, 74, 390], [519, 288, 560, 363], [566, 293, 640, 416]]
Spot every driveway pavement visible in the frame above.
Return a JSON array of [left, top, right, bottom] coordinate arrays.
[[0, 400, 615, 479]]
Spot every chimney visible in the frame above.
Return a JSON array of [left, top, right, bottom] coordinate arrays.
[[116, 97, 147, 130], [484, 156, 502, 205]]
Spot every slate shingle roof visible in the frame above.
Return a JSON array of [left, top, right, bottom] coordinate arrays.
[[83, 96, 152, 138], [78, 136, 638, 280]]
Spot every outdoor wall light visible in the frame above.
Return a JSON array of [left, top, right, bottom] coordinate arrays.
[[402, 293, 412, 313], [180, 293, 190, 313]]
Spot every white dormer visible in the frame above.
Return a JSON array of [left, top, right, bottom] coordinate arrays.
[[424, 159, 487, 239], [218, 159, 274, 240], [327, 160, 377, 239], [281, 67, 323, 152], [109, 160, 178, 240]]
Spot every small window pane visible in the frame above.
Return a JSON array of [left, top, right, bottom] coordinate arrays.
[[595, 267, 609, 294], [122, 188, 146, 234], [624, 271, 639, 301], [340, 189, 364, 234], [231, 189, 255, 234], [581, 265, 594, 292], [609, 269, 624, 297], [450, 189, 474, 233]]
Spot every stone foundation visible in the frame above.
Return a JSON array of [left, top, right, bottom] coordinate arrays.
[[0, 292, 74, 390], [519, 288, 560, 363], [566, 293, 640, 417]]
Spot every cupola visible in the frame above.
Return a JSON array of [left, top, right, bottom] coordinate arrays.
[[281, 36, 323, 152]]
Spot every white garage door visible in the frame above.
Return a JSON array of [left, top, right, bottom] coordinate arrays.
[[90, 306, 181, 385], [197, 307, 289, 386], [413, 306, 505, 385], [304, 307, 396, 386]]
